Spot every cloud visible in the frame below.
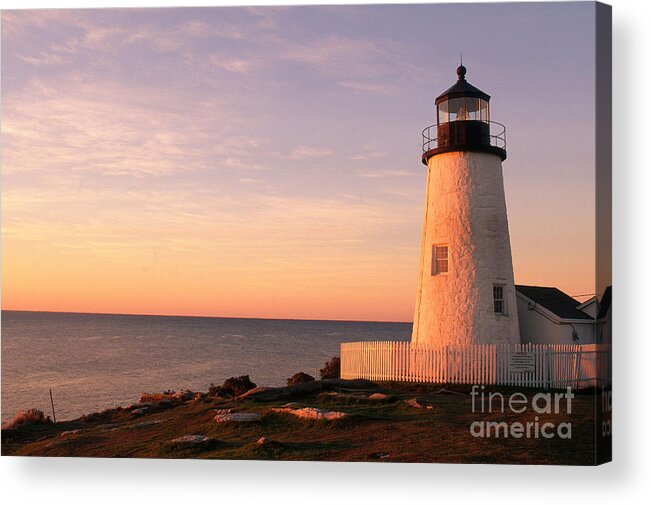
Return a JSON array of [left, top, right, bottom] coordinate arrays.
[[3, 8, 430, 100], [351, 151, 388, 161], [357, 169, 413, 178], [1, 74, 270, 178], [338, 81, 394, 94], [210, 53, 254, 74], [273, 33, 429, 94], [288, 145, 334, 160]]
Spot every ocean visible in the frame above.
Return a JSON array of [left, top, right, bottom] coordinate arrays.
[[1, 311, 411, 423]]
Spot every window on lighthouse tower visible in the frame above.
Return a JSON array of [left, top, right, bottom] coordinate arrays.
[[493, 285, 506, 315], [432, 244, 448, 275]]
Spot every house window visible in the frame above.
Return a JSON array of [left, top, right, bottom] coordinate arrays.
[[493, 285, 506, 315], [432, 244, 448, 275]]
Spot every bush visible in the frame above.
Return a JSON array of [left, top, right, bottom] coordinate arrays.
[[5, 408, 53, 429], [319, 356, 341, 380], [220, 375, 257, 397], [287, 372, 315, 386]]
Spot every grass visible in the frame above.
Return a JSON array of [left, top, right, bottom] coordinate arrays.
[[1, 381, 608, 464]]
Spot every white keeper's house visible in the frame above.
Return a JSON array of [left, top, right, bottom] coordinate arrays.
[[516, 285, 611, 345], [340, 65, 611, 388]]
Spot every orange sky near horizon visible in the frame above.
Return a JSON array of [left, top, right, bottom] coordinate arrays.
[[1, 6, 599, 322]]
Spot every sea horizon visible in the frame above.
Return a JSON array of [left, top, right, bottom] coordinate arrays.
[[1, 309, 412, 326]]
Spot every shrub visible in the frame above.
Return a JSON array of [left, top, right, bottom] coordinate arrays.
[[319, 356, 341, 380], [5, 408, 53, 429], [220, 375, 257, 397], [287, 372, 315, 386]]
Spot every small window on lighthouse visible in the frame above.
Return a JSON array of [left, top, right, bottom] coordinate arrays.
[[432, 245, 448, 275], [493, 285, 506, 315]]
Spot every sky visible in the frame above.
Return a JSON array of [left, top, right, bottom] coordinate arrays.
[[1, 3, 597, 322]]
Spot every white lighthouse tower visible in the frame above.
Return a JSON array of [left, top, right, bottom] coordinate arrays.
[[412, 65, 520, 346]]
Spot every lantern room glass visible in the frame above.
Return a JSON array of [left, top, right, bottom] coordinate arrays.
[[437, 97, 489, 125]]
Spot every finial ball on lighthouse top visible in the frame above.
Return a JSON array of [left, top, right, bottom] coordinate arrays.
[[456, 64, 467, 79]]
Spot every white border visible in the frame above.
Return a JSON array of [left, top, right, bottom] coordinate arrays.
[[2, 0, 650, 503]]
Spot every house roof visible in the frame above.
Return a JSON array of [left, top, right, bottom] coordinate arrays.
[[597, 286, 612, 319], [515, 285, 594, 320]]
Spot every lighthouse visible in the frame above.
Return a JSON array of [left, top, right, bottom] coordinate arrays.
[[412, 65, 520, 346]]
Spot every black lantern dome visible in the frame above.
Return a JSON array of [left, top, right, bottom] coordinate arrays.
[[422, 65, 506, 164]]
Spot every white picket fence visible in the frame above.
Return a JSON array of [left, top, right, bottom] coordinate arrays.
[[340, 341, 611, 389]]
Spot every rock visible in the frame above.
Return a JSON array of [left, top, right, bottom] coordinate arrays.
[[171, 434, 212, 445], [368, 393, 391, 401], [131, 408, 147, 416], [235, 386, 276, 400], [172, 390, 195, 402], [79, 408, 121, 423], [256, 437, 269, 446], [213, 408, 233, 415], [426, 405, 434, 410], [319, 391, 357, 399], [213, 412, 261, 423], [59, 429, 81, 437], [133, 420, 164, 428], [158, 398, 173, 407], [404, 398, 422, 409], [432, 388, 466, 397], [237, 378, 379, 402], [272, 406, 348, 421]]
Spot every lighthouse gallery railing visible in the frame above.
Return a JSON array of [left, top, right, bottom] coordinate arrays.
[[422, 120, 507, 153]]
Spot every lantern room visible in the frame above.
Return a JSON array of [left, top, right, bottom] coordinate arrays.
[[422, 65, 506, 164]]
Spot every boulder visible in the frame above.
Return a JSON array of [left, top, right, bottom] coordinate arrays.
[[214, 412, 261, 423], [171, 434, 212, 445], [172, 390, 195, 402], [132, 402, 158, 409], [133, 419, 165, 428], [272, 406, 348, 421], [237, 378, 378, 402], [368, 393, 391, 401], [59, 429, 81, 437], [235, 386, 276, 400], [404, 398, 422, 409]]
